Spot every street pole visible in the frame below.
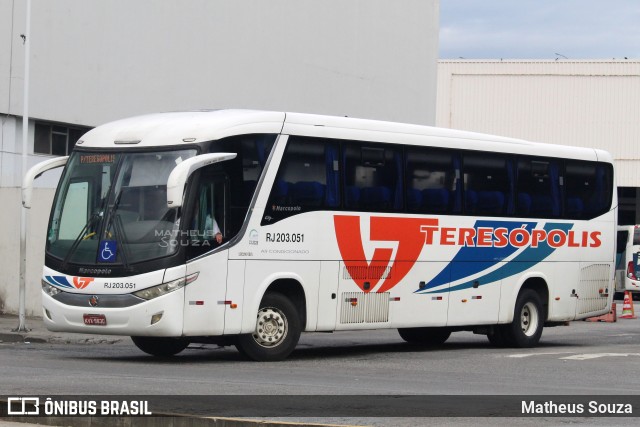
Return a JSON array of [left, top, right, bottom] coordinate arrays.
[[15, 0, 31, 332]]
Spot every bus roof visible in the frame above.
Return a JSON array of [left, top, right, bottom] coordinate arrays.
[[76, 109, 611, 163], [77, 110, 285, 149]]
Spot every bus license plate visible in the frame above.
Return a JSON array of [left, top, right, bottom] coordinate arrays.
[[83, 314, 107, 326]]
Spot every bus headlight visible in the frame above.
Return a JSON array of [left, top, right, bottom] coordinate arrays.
[[42, 279, 62, 297], [133, 272, 198, 300]]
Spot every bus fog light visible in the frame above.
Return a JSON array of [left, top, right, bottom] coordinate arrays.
[[150, 312, 163, 325], [44, 308, 52, 320]]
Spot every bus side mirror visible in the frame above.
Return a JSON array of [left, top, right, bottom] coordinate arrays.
[[22, 156, 69, 209], [166, 153, 237, 208]]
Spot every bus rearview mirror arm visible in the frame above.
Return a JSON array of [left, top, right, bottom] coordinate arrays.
[[166, 153, 237, 209], [22, 156, 69, 208]]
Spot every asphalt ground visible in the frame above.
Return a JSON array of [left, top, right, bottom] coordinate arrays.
[[0, 315, 323, 427], [1, 297, 639, 427]]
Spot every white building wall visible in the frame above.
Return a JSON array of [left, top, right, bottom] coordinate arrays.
[[0, 0, 440, 315], [0, 188, 55, 316], [4, 0, 439, 127], [437, 60, 640, 187]]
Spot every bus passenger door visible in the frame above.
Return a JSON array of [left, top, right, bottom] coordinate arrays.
[[183, 175, 230, 336], [184, 251, 228, 336]]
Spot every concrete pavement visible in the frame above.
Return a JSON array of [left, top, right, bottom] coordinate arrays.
[[0, 300, 640, 427], [0, 315, 355, 427], [0, 314, 122, 345]]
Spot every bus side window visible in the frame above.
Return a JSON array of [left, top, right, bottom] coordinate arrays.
[[405, 147, 457, 215], [564, 161, 612, 220], [240, 135, 276, 203], [187, 173, 227, 259], [344, 142, 402, 212], [263, 136, 339, 224], [516, 158, 561, 218], [461, 153, 511, 216], [616, 230, 629, 269], [206, 133, 276, 236]]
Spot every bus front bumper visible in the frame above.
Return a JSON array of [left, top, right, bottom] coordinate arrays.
[[41, 288, 185, 337]]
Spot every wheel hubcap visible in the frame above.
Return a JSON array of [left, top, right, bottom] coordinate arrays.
[[520, 302, 539, 337], [253, 307, 288, 348]]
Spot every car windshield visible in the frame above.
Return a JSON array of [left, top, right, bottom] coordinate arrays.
[[47, 149, 196, 265]]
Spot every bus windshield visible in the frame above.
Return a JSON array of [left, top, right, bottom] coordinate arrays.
[[47, 149, 196, 265]]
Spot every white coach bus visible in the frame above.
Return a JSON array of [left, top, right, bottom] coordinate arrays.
[[615, 225, 640, 296], [24, 110, 616, 361]]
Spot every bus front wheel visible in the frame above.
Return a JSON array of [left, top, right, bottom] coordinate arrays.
[[235, 292, 301, 361], [398, 327, 451, 345], [502, 289, 544, 347], [130, 336, 189, 357]]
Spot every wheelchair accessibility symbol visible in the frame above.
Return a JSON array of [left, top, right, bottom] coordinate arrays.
[[98, 240, 117, 263]]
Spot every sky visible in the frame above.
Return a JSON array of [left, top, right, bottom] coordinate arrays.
[[439, 0, 640, 60]]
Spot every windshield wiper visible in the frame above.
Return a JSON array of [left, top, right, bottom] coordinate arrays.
[[112, 213, 130, 270], [61, 211, 102, 270], [60, 190, 111, 269], [103, 189, 123, 240], [100, 188, 133, 269]]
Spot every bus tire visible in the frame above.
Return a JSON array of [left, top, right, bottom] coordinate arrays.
[[235, 292, 301, 361], [130, 336, 189, 357], [502, 289, 544, 348], [397, 327, 451, 346]]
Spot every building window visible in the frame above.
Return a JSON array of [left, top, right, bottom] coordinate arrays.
[[34, 122, 92, 156]]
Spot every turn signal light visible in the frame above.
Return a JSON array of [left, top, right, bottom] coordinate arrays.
[[150, 312, 163, 325]]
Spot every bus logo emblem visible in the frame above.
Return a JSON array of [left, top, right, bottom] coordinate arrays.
[[73, 276, 94, 289], [334, 215, 435, 293]]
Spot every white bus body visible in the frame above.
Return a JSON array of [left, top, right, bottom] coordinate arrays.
[[27, 110, 617, 360], [615, 225, 640, 294]]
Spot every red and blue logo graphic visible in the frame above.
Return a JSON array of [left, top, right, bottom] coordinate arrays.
[[44, 276, 95, 290], [334, 215, 601, 294], [334, 215, 436, 293]]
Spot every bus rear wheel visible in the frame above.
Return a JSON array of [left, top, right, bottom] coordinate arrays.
[[501, 289, 544, 348], [235, 292, 301, 361], [130, 336, 189, 357], [398, 327, 451, 346]]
